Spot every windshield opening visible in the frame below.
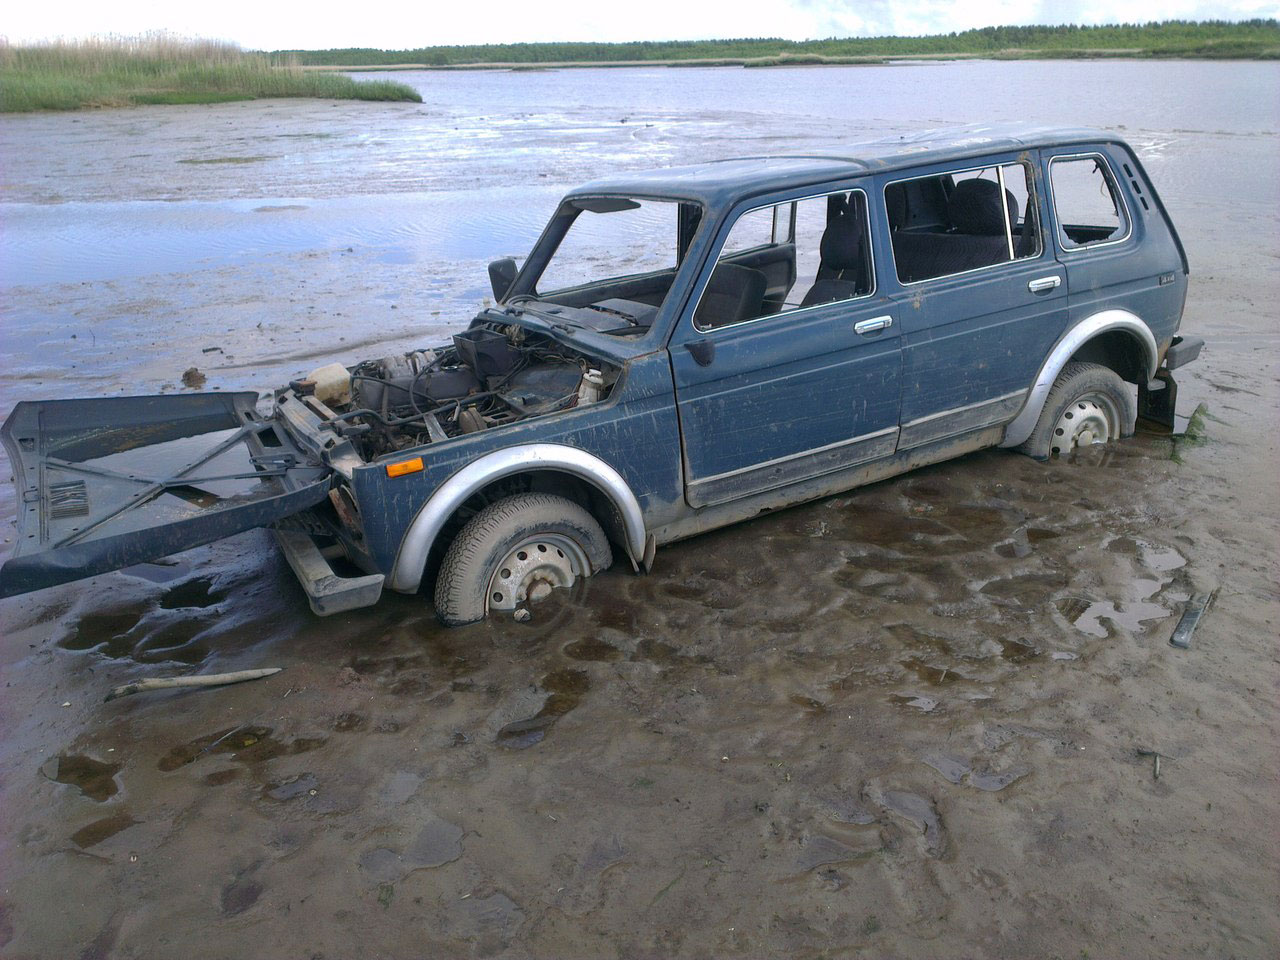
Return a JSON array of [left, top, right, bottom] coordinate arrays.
[[519, 197, 702, 334]]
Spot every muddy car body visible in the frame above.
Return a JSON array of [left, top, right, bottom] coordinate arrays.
[[0, 123, 1203, 623]]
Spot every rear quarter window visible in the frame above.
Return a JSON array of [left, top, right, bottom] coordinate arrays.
[[1049, 154, 1130, 249]]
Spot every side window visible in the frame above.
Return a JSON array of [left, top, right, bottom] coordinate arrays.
[[886, 161, 1041, 284], [719, 207, 775, 256], [694, 190, 874, 331], [1050, 155, 1128, 248]]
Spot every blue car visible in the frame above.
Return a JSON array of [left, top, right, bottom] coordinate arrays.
[[0, 123, 1203, 624]]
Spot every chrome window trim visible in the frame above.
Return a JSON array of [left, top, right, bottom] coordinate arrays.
[[1047, 152, 1133, 252], [690, 186, 876, 335], [884, 159, 1044, 288]]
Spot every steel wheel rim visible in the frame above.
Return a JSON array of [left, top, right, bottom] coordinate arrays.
[[487, 534, 590, 612], [1050, 392, 1119, 457]]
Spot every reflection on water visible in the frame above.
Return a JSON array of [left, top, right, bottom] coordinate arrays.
[[1, 187, 562, 287]]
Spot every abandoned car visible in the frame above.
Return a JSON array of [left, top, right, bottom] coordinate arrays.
[[0, 124, 1203, 624]]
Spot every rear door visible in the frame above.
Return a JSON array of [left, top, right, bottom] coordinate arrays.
[[882, 155, 1069, 449], [670, 183, 901, 509], [1044, 144, 1188, 345], [0, 392, 331, 598]]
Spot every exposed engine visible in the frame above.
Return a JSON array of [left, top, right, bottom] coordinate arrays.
[[291, 325, 617, 461]]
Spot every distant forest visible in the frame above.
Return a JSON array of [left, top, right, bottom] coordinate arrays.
[[280, 20, 1280, 66]]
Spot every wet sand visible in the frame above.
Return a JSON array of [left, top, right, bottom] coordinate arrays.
[[1, 63, 1279, 957]]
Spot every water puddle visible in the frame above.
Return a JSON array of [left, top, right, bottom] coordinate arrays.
[[877, 790, 946, 857], [978, 572, 1069, 605], [496, 668, 589, 749], [900, 657, 967, 686], [157, 725, 326, 772], [359, 813, 465, 881], [888, 694, 939, 712], [61, 610, 143, 658], [41, 754, 122, 802], [921, 752, 1031, 792], [1055, 578, 1173, 638], [70, 813, 138, 848], [563, 636, 623, 662], [157, 577, 229, 609], [997, 638, 1041, 663], [61, 602, 212, 664]]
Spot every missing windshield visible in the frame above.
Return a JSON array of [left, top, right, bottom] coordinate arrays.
[[521, 197, 703, 333]]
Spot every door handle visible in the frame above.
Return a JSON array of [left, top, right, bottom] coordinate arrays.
[[1028, 276, 1062, 293], [854, 316, 893, 336]]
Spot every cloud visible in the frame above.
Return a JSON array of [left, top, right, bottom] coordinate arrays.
[[2, 0, 1277, 48]]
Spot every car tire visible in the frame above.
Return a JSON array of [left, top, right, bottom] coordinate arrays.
[[1015, 361, 1137, 460], [433, 493, 613, 626]]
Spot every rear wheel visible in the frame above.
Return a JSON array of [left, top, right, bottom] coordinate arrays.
[[1016, 361, 1136, 460], [433, 493, 613, 625]]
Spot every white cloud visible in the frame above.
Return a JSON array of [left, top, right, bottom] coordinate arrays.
[[2, 0, 1276, 49]]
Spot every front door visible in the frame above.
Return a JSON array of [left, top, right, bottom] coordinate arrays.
[[670, 185, 902, 509]]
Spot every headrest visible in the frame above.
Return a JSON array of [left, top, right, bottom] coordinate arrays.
[[949, 178, 1018, 236], [819, 211, 864, 272]]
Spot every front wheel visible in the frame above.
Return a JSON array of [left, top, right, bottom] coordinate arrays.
[[433, 493, 613, 625], [1015, 361, 1137, 460]]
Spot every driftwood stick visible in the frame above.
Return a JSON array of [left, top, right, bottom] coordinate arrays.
[[105, 668, 282, 702]]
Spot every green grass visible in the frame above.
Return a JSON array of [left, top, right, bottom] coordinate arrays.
[[283, 19, 1280, 68], [0, 35, 422, 112], [1171, 402, 1212, 464]]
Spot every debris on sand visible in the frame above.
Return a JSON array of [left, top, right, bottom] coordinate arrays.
[[1169, 590, 1216, 648], [105, 667, 281, 702], [181, 366, 206, 389], [1137, 748, 1163, 779]]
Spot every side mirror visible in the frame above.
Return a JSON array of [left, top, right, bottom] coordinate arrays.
[[488, 258, 518, 302]]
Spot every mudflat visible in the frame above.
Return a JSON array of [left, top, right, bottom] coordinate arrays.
[[0, 61, 1277, 957]]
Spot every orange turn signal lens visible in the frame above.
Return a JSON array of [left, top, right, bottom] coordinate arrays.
[[385, 457, 424, 479]]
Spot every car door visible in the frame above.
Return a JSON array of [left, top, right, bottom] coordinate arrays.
[[669, 184, 902, 509], [1044, 144, 1187, 343], [882, 154, 1070, 450]]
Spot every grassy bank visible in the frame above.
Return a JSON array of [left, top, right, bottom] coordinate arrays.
[[0, 35, 422, 112], [284, 19, 1280, 68]]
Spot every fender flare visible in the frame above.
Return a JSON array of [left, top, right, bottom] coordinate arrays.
[[1000, 309, 1158, 449], [387, 443, 648, 593]]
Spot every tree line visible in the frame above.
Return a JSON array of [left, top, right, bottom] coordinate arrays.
[[276, 20, 1279, 66]]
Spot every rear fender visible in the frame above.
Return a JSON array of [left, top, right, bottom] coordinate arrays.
[[1001, 309, 1157, 448]]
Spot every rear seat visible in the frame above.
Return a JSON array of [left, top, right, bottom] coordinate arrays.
[[890, 179, 1019, 283]]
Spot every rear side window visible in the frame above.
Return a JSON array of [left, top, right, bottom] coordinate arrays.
[[885, 161, 1041, 284], [1049, 155, 1129, 249]]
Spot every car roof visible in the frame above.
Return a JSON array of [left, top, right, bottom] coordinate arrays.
[[566, 123, 1122, 206]]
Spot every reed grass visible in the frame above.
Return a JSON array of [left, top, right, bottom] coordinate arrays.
[[0, 34, 422, 112]]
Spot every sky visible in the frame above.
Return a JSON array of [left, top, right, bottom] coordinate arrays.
[[3, 0, 1278, 50]]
